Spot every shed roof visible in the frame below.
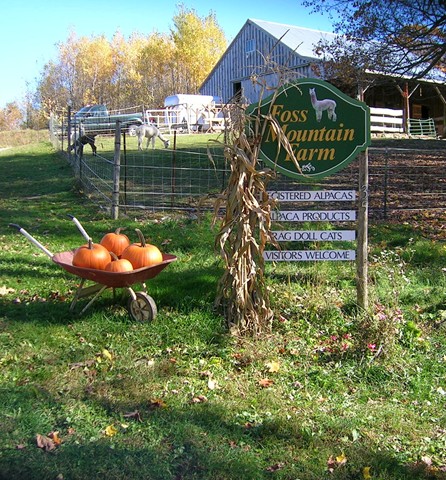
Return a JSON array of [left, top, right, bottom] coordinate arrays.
[[249, 19, 337, 59]]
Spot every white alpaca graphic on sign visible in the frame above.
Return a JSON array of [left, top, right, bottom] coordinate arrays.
[[309, 88, 337, 122]]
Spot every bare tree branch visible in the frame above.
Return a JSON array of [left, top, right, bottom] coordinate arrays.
[[303, 0, 446, 82]]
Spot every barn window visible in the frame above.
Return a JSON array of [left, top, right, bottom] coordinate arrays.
[[246, 39, 255, 53]]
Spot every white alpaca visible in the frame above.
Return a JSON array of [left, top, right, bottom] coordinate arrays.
[[309, 88, 337, 122], [136, 124, 170, 150]]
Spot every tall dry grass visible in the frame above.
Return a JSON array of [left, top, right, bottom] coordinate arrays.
[[0, 129, 49, 148]]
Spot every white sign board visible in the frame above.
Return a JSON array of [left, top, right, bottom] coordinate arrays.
[[264, 250, 356, 262], [271, 210, 356, 222], [268, 190, 356, 202], [272, 230, 356, 242]]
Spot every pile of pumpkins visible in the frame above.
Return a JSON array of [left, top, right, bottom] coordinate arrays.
[[72, 228, 163, 272]]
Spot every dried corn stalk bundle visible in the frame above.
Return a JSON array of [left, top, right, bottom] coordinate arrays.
[[212, 99, 297, 335], [212, 59, 302, 336], [213, 133, 275, 334]]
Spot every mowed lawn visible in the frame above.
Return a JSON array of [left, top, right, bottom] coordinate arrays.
[[0, 138, 446, 479]]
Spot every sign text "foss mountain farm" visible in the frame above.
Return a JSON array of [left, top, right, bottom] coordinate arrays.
[[247, 79, 371, 179]]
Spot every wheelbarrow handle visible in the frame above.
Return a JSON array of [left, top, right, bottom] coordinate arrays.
[[67, 215, 91, 243], [9, 223, 54, 258]]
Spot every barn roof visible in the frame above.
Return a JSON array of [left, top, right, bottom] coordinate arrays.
[[249, 19, 337, 59]]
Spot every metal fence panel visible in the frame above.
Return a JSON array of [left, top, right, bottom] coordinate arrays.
[[49, 118, 446, 219]]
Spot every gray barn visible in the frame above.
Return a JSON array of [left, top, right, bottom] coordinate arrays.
[[200, 18, 446, 137], [199, 18, 335, 105]]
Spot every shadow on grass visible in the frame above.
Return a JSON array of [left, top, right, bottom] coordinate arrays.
[[0, 384, 435, 480], [0, 261, 220, 325]]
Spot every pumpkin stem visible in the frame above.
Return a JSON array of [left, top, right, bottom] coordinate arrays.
[[110, 252, 119, 261], [115, 227, 125, 235], [135, 228, 146, 247], [88, 238, 93, 249]]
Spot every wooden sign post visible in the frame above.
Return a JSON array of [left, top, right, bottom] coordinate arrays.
[[248, 79, 371, 309]]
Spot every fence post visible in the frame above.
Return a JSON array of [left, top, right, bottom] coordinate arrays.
[[112, 121, 122, 219], [383, 147, 389, 219], [122, 130, 127, 211], [357, 150, 369, 311], [67, 104, 72, 162], [171, 130, 177, 208]]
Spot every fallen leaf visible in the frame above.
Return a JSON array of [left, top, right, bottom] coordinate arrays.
[[148, 398, 167, 409], [48, 431, 62, 446], [327, 453, 347, 472], [104, 425, 118, 437], [123, 410, 142, 422], [36, 434, 56, 451], [363, 466, 372, 479], [0, 285, 15, 296], [102, 349, 113, 361], [207, 379, 216, 390], [327, 456, 336, 472], [266, 462, 285, 472], [436, 387, 446, 395], [191, 395, 208, 403], [69, 359, 95, 370], [266, 361, 280, 373], [259, 378, 274, 388]]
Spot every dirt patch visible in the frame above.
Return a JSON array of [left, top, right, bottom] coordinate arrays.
[[371, 137, 446, 151]]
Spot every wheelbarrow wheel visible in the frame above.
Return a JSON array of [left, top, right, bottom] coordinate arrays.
[[128, 292, 157, 322]]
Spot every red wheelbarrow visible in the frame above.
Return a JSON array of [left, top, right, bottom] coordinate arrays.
[[9, 223, 177, 321]]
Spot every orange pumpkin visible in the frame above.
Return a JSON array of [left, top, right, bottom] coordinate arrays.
[[73, 239, 111, 270], [105, 252, 133, 273], [100, 228, 130, 257], [121, 229, 163, 269]]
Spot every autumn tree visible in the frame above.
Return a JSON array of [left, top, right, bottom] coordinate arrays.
[[110, 33, 147, 108], [35, 6, 227, 115], [137, 33, 177, 106], [0, 102, 22, 131], [303, 0, 446, 82], [170, 6, 227, 93]]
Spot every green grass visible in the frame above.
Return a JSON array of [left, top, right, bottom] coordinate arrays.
[[1, 140, 446, 479]]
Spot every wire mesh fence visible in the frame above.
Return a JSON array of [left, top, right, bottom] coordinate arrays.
[[51, 117, 446, 220], [119, 147, 228, 212]]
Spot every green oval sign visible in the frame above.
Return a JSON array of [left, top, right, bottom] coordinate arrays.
[[247, 79, 371, 179]]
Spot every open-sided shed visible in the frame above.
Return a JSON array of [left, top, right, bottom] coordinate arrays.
[[200, 18, 446, 137]]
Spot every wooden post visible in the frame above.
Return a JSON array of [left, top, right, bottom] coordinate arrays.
[[404, 82, 410, 133], [357, 149, 369, 311], [434, 86, 446, 138], [67, 104, 72, 162], [111, 121, 121, 220], [357, 85, 369, 311], [171, 130, 177, 208]]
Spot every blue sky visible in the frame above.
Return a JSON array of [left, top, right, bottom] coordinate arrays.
[[0, 0, 334, 109]]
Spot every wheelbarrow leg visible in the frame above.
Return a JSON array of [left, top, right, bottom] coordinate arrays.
[[78, 285, 108, 315], [70, 278, 108, 314]]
